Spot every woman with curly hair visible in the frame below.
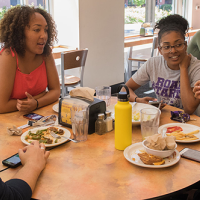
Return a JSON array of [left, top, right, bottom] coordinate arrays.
[[126, 14, 200, 116], [0, 5, 60, 113]]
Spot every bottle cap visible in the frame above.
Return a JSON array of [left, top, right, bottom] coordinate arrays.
[[117, 84, 130, 101], [105, 111, 111, 117], [98, 113, 104, 120]]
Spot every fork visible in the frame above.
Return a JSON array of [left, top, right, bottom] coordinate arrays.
[[50, 131, 77, 143]]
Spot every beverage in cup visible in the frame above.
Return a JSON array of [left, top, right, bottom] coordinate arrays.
[[140, 108, 161, 140]]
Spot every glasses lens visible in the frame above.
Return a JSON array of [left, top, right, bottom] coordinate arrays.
[[175, 43, 185, 51], [161, 43, 185, 53]]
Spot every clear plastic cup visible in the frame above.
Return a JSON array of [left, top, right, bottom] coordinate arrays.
[[95, 86, 111, 107], [70, 105, 89, 142], [140, 108, 161, 140]]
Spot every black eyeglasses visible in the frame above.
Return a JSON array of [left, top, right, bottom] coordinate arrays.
[[160, 42, 186, 53]]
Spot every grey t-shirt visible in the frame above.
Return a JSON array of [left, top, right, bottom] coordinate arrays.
[[132, 55, 200, 116]]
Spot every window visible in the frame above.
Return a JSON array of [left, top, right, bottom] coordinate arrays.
[[124, 0, 175, 37], [0, 0, 49, 19]]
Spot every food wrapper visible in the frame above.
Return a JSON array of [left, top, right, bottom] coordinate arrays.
[[7, 126, 23, 136], [170, 111, 190, 123], [146, 134, 176, 150], [69, 87, 95, 101]]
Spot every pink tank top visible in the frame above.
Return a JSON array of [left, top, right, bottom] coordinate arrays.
[[0, 48, 48, 99]]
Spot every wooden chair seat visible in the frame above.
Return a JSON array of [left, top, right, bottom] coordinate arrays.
[[129, 55, 149, 62], [59, 75, 80, 86]]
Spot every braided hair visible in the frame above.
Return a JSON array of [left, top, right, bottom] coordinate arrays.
[[0, 5, 57, 57], [154, 14, 189, 45]]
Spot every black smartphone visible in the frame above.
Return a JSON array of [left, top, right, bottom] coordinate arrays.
[[179, 148, 200, 163], [23, 113, 44, 121], [148, 101, 161, 108], [2, 153, 21, 168]]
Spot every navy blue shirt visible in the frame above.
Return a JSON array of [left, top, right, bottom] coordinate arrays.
[[0, 178, 32, 200]]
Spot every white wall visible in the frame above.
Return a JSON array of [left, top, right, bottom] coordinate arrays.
[[53, 0, 79, 48], [53, 0, 124, 89], [191, 0, 200, 29], [79, 0, 124, 88]]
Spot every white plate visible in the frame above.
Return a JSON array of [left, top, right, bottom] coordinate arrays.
[[124, 142, 180, 168], [21, 126, 71, 147], [52, 103, 59, 113], [158, 123, 200, 143], [107, 102, 156, 125]]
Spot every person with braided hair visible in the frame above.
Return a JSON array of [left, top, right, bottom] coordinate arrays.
[[0, 5, 60, 114], [126, 14, 200, 116]]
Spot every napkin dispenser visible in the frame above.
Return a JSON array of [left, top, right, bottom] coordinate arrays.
[[58, 97, 106, 134]]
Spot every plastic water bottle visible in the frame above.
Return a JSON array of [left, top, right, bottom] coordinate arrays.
[[115, 84, 132, 150]]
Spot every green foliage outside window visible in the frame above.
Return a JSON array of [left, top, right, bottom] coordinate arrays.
[[125, 6, 172, 24], [160, 4, 172, 12], [133, 0, 145, 6], [0, 4, 44, 20], [0, 6, 7, 20]]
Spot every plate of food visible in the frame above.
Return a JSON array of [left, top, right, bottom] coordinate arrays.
[[21, 126, 71, 147], [124, 142, 180, 168], [158, 123, 200, 143], [106, 102, 156, 125], [52, 103, 59, 113]]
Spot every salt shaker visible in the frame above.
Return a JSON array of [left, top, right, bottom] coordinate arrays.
[[104, 111, 113, 132], [95, 113, 106, 135]]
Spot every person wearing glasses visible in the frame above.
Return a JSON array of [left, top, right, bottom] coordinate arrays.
[[126, 14, 200, 116]]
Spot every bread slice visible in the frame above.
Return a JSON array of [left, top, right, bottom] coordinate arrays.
[[138, 152, 165, 165]]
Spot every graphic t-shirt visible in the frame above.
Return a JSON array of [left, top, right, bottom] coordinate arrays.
[[132, 55, 200, 116]]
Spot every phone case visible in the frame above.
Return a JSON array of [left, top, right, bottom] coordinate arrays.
[[180, 148, 200, 162], [23, 113, 44, 121], [2, 153, 21, 168]]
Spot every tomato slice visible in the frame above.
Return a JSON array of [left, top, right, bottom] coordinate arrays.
[[166, 126, 183, 133]]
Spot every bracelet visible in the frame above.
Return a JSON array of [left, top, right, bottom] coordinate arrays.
[[35, 99, 39, 109], [135, 97, 138, 102]]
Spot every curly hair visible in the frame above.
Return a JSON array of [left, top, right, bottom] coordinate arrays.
[[154, 14, 189, 45], [0, 5, 57, 56]]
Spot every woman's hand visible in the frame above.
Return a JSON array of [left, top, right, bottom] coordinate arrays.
[[159, 101, 167, 110], [193, 80, 200, 99], [18, 141, 50, 171], [136, 97, 157, 104], [17, 92, 37, 112], [136, 97, 166, 110], [179, 53, 191, 69]]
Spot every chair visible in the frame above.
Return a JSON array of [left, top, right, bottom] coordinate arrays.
[[60, 48, 88, 97], [128, 36, 159, 70], [52, 45, 71, 59]]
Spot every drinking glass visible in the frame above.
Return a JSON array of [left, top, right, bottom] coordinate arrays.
[[70, 105, 89, 142], [140, 108, 161, 140], [95, 86, 111, 107]]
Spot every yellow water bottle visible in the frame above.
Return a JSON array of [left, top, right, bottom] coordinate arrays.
[[115, 84, 132, 150]]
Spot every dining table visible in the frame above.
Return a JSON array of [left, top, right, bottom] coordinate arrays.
[[1, 97, 200, 200]]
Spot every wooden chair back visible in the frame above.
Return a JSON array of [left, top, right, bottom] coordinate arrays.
[[61, 48, 88, 97]]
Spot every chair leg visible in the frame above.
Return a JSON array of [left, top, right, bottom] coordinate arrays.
[[65, 87, 68, 95], [138, 62, 141, 69]]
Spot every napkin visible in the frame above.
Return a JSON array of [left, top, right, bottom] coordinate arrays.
[[7, 126, 23, 136], [146, 134, 176, 150], [69, 87, 95, 101]]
